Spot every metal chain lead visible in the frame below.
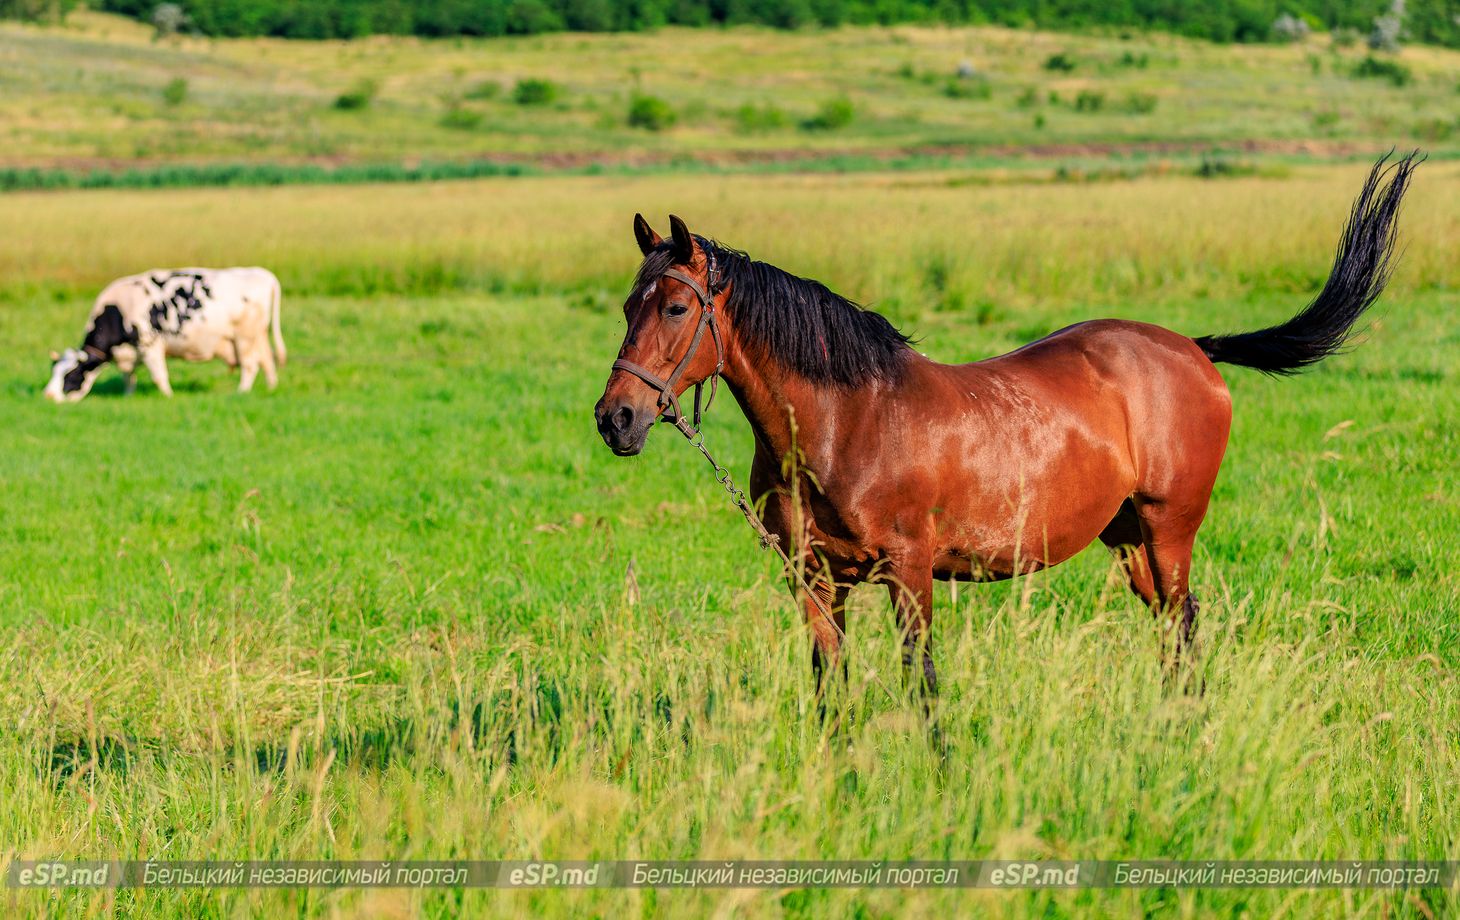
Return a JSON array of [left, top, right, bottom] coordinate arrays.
[[626, 260, 900, 706], [671, 417, 841, 632], [615, 251, 855, 663], [674, 417, 906, 709]]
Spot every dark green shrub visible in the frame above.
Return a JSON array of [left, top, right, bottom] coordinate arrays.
[[333, 79, 378, 111], [627, 94, 675, 130], [1352, 55, 1412, 87], [162, 77, 188, 107], [512, 78, 558, 106], [1043, 53, 1076, 72], [801, 96, 855, 131], [1073, 90, 1105, 112]]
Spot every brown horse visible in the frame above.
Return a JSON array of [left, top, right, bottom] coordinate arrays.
[[595, 154, 1416, 697]]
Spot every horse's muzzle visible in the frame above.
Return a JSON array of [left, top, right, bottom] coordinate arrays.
[[595, 398, 651, 456]]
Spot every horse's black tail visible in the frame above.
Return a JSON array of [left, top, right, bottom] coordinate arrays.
[[1194, 151, 1420, 375]]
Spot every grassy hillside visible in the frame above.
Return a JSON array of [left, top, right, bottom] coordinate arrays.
[[0, 162, 1456, 917], [2, 11, 1458, 171]]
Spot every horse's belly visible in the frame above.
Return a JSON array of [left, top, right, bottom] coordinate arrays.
[[933, 438, 1133, 577]]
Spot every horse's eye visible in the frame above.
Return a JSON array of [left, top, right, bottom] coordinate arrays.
[[666, 303, 690, 317]]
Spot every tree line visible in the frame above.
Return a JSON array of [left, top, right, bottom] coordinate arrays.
[[15, 0, 1457, 49]]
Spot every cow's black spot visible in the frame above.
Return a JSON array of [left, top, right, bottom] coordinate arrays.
[[61, 352, 105, 393], [148, 277, 208, 335], [84, 304, 139, 353], [64, 304, 138, 393], [61, 364, 89, 393]]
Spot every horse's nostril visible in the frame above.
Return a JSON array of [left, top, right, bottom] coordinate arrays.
[[612, 406, 634, 432]]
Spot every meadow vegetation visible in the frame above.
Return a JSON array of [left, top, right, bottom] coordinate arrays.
[[0, 8, 1456, 918], [69, 0, 1460, 48], [0, 161, 1456, 916], [2, 12, 1460, 174]]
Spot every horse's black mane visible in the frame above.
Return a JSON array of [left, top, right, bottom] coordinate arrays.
[[634, 237, 913, 387]]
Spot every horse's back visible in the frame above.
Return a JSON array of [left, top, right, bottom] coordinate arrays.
[[1028, 319, 1230, 500], [989, 318, 1208, 371], [968, 318, 1232, 504], [982, 318, 1229, 413]]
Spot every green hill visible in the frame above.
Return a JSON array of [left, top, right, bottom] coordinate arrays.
[[1, 11, 1455, 183]]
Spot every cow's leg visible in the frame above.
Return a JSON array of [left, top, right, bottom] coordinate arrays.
[[237, 342, 260, 393], [141, 346, 173, 397], [257, 337, 278, 390], [113, 348, 138, 396]]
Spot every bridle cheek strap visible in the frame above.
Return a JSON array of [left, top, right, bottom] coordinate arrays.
[[608, 254, 856, 682], [611, 260, 725, 437]]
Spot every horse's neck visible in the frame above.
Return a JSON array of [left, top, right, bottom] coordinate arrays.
[[721, 342, 859, 478]]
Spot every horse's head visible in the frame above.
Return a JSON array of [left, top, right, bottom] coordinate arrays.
[[595, 214, 726, 456]]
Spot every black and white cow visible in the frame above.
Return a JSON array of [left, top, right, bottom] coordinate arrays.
[[45, 267, 285, 402]]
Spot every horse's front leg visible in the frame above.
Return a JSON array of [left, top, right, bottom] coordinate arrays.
[[884, 556, 937, 704], [885, 555, 945, 758], [802, 575, 850, 706], [751, 455, 851, 714]]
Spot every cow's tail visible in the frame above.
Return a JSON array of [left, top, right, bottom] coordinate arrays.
[[1193, 151, 1418, 375], [269, 273, 287, 366]]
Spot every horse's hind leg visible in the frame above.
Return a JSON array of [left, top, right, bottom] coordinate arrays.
[[1099, 499, 1157, 608], [1131, 497, 1206, 686], [1102, 496, 1205, 686]]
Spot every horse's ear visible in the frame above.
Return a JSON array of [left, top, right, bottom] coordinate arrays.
[[633, 213, 661, 256], [668, 214, 695, 264]]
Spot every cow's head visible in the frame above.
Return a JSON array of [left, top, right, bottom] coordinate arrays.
[[44, 347, 107, 403], [43, 303, 135, 403]]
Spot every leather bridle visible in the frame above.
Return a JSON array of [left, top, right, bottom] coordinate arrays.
[[603, 246, 876, 686], [611, 250, 725, 437]]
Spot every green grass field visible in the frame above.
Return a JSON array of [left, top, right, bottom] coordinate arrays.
[[5, 11, 1460, 172], [0, 160, 1456, 916]]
